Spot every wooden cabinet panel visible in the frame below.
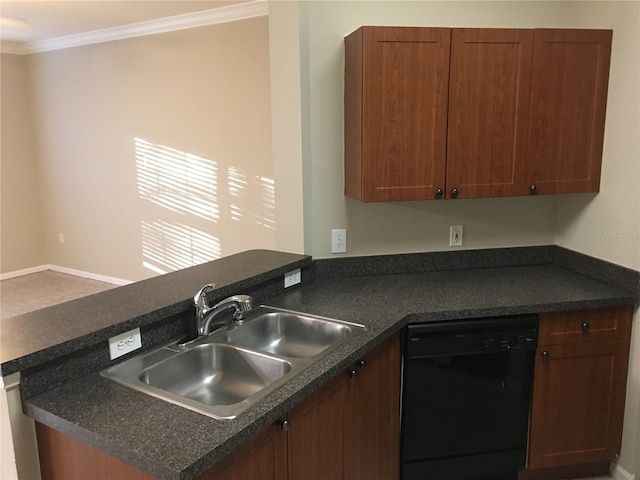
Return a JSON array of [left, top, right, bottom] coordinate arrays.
[[197, 423, 287, 480], [36, 422, 155, 480], [447, 28, 533, 199], [345, 26, 450, 202], [528, 339, 629, 468], [526, 306, 633, 475], [287, 373, 346, 480], [343, 334, 400, 480], [538, 306, 632, 345], [526, 29, 612, 194]]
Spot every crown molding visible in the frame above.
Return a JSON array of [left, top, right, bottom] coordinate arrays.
[[21, 0, 268, 55]]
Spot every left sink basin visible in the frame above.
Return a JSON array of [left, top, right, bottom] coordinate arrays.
[[102, 342, 293, 419], [140, 344, 291, 406]]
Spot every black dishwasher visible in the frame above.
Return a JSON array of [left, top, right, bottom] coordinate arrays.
[[401, 314, 538, 480]]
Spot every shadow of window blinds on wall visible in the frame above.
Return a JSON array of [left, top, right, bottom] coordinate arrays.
[[135, 137, 275, 275]]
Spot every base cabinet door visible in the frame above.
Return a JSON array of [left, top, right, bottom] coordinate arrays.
[[343, 334, 401, 480], [523, 306, 633, 479], [528, 339, 628, 467], [287, 373, 346, 480], [198, 423, 287, 480]]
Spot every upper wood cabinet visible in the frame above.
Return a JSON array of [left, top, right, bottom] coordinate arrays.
[[344, 26, 612, 202], [344, 26, 450, 202], [447, 28, 533, 199], [526, 29, 612, 195]]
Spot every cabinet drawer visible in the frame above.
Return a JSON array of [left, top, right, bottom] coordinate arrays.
[[538, 306, 633, 345]]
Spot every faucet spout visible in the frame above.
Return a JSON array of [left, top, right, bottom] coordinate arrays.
[[193, 283, 217, 329], [195, 292, 253, 336]]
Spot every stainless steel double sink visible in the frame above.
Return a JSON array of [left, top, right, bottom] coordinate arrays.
[[101, 306, 366, 419]]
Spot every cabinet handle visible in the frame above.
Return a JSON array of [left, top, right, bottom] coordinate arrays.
[[450, 188, 459, 198], [581, 321, 590, 332], [529, 185, 537, 194], [435, 189, 443, 198], [279, 420, 290, 432], [358, 360, 367, 370], [541, 351, 550, 360], [348, 369, 357, 379]]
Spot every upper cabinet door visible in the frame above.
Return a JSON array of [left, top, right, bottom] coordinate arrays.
[[446, 29, 533, 199], [345, 27, 450, 202], [526, 29, 612, 195]]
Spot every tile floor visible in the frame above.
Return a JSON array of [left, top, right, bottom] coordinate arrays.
[[0, 270, 117, 319], [0, 272, 623, 480]]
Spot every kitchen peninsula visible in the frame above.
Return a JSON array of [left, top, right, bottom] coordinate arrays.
[[1, 247, 638, 479]]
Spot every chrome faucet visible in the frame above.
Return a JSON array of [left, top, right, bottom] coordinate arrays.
[[193, 284, 253, 336]]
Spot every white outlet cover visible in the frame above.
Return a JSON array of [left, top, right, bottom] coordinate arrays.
[[108, 327, 142, 360], [284, 268, 301, 288]]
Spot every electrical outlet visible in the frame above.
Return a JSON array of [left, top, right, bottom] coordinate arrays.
[[284, 268, 301, 288], [58, 232, 65, 244], [108, 327, 142, 360], [331, 229, 347, 253], [450, 225, 463, 247]]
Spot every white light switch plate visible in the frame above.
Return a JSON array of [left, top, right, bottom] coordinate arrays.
[[108, 327, 142, 360], [331, 229, 347, 253]]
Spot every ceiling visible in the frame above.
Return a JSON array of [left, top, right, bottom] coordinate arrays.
[[0, 1, 250, 47]]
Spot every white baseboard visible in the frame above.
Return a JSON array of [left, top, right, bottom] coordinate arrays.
[[613, 462, 636, 480], [0, 264, 49, 280], [1, 264, 132, 286]]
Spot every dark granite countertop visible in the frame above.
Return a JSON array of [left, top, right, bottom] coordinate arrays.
[[22, 248, 638, 480]]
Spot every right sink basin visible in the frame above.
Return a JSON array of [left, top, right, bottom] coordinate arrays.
[[224, 308, 358, 358]]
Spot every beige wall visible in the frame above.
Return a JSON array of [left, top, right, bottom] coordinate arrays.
[[20, 16, 275, 281], [0, 54, 46, 274]]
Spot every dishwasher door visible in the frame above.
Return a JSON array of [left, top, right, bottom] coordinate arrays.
[[401, 315, 538, 480]]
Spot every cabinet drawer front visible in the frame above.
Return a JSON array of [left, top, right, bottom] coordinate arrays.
[[538, 306, 632, 345]]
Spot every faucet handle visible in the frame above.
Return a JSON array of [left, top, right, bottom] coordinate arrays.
[[194, 283, 216, 309], [233, 295, 253, 315]]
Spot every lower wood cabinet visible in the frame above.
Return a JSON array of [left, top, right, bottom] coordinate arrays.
[[36, 333, 401, 480], [520, 306, 633, 480], [207, 332, 401, 480]]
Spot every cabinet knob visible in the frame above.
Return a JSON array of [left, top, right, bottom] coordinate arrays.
[[279, 420, 290, 432], [529, 185, 537, 194], [358, 360, 366, 370], [450, 188, 459, 198], [435, 189, 444, 198], [348, 369, 357, 379], [541, 351, 550, 360], [581, 321, 590, 332]]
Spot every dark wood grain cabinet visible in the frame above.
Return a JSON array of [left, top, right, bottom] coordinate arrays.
[[526, 29, 612, 195], [344, 26, 612, 202], [521, 306, 633, 480], [446, 28, 533, 199], [274, 332, 400, 480], [344, 26, 450, 202], [36, 334, 400, 480]]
